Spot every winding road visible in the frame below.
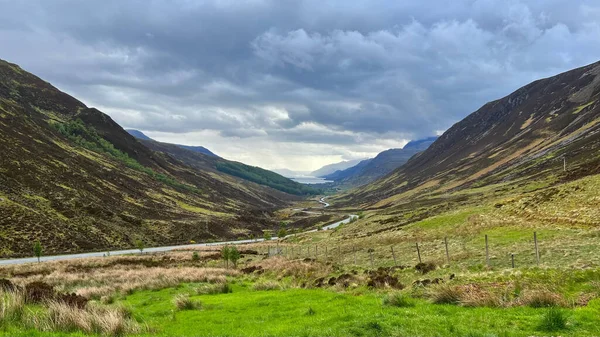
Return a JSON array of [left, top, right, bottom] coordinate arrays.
[[0, 197, 356, 266]]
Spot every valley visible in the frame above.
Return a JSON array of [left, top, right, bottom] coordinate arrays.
[[2, 50, 600, 337]]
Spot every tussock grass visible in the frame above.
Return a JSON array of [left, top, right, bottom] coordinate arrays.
[[382, 292, 416, 307], [173, 294, 201, 311], [0, 290, 24, 325], [522, 289, 566, 308], [252, 280, 282, 291], [428, 285, 463, 305], [195, 283, 232, 295], [37, 301, 141, 336], [538, 307, 568, 331], [252, 256, 331, 279]]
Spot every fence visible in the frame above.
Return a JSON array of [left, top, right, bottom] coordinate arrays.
[[253, 231, 598, 269]]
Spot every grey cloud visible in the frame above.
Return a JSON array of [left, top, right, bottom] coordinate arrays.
[[1, 0, 600, 169]]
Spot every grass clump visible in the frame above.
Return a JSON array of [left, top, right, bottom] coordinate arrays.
[[538, 307, 568, 332], [252, 280, 281, 291], [382, 292, 416, 307], [0, 290, 25, 325], [429, 285, 463, 305], [523, 290, 565, 308], [37, 301, 140, 336], [173, 294, 201, 311], [195, 283, 232, 295]]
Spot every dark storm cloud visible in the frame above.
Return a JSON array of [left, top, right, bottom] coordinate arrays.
[[1, 0, 600, 168]]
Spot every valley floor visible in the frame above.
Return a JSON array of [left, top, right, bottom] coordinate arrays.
[[2, 174, 600, 336]]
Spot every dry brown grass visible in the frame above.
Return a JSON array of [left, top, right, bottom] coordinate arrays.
[[520, 289, 566, 308], [250, 256, 332, 279], [34, 301, 140, 336], [0, 290, 25, 324], [428, 284, 464, 304], [459, 285, 504, 308], [252, 280, 282, 291], [2, 254, 240, 301]]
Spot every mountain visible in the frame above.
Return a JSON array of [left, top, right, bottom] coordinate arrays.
[[311, 159, 367, 177], [126, 129, 218, 157], [136, 138, 321, 196], [0, 59, 297, 257], [343, 60, 600, 209], [323, 137, 437, 186], [322, 159, 372, 181], [125, 129, 153, 141]]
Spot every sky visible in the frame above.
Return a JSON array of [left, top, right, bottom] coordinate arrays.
[[1, 0, 600, 171]]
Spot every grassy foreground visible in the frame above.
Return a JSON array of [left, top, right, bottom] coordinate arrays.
[[119, 283, 600, 337], [1, 249, 600, 337]]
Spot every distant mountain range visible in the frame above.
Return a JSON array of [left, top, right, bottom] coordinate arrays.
[[322, 137, 437, 186], [310, 159, 367, 178], [126, 130, 218, 157]]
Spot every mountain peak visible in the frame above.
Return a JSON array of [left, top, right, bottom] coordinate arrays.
[[126, 129, 154, 141]]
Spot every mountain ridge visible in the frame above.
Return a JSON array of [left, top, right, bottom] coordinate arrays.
[[0, 59, 295, 257], [340, 60, 600, 209]]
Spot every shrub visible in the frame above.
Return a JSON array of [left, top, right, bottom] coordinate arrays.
[[415, 262, 436, 274], [383, 292, 416, 307], [25, 281, 55, 304], [195, 283, 232, 295], [134, 239, 145, 254], [278, 228, 287, 239], [173, 294, 201, 311], [252, 280, 281, 291], [192, 252, 200, 262], [221, 246, 231, 268], [429, 285, 463, 305], [229, 246, 240, 268], [306, 307, 316, 316], [538, 307, 568, 331]]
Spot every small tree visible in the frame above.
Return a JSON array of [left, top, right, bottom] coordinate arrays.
[[278, 228, 287, 239], [221, 245, 231, 268], [250, 233, 255, 242], [135, 239, 145, 254], [33, 240, 43, 263], [263, 230, 272, 241], [229, 246, 240, 268]]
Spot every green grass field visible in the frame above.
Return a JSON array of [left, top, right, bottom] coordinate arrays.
[[119, 283, 600, 336]]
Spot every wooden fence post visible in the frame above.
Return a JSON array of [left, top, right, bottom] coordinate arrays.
[[534, 232, 540, 265], [511, 253, 515, 268], [353, 247, 357, 265], [485, 234, 489, 267], [391, 246, 397, 266], [325, 246, 328, 260], [444, 237, 450, 263], [415, 242, 422, 263], [315, 245, 318, 258]]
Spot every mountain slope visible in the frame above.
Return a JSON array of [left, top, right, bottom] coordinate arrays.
[[311, 159, 366, 178], [324, 137, 436, 186], [135, 138, 321, 196], [126, 129, 219, 157], [0, 59, 295, 257], [342, 60, 600, 209]]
